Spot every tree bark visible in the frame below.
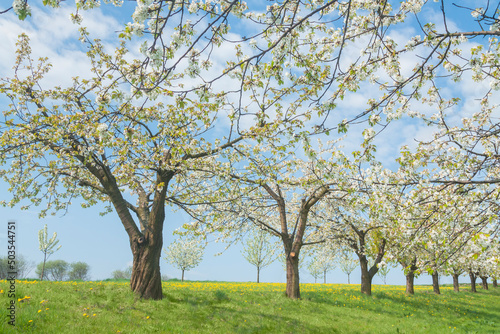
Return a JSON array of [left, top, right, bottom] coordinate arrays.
[[452, 273, 460, 292], [469, 270, 477, 293], [129, 231, 163, 299], [480, 276, 488, 290], [432, 271, 440, 295], [285, 250, 300, 299], [355, 239, 385, 296], [359, 256, 373, 296], [406, 271, 415, 295], [181, 269, 185, 282], [403, 257, 418, 295], [257, 267, 260, 283], [347, 273, 351, 284], [493, 279, 498, 288]]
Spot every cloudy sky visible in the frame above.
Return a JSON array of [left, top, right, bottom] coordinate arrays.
[[0, 1, 493, 285]]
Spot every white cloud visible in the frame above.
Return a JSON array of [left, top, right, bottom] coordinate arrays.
[[0, 3, 123, 87]]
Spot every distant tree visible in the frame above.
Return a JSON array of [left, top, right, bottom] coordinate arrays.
[[242, 229, 277, 283], [376, 262, 390, 285], [68, 262, 90, 281], [38, 224, 61, 281], [112, 266, 132, 280], [0, 254, 34, 279], [36, 260, 68, 281], [307, 246, 336, 284], [164, 238, 205, 282], [338, 250, 358, 284], [307, 259, 323, 284]]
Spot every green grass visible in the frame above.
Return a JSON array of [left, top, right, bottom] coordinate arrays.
[[0, 280, 498, 333]]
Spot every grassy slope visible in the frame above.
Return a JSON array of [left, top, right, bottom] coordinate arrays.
[[0, 280, 498, 333]]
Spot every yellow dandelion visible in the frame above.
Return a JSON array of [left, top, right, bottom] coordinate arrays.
[[29, 320, 33, 323], [38, 310, 42, 313], [146, 316, 150, 319]]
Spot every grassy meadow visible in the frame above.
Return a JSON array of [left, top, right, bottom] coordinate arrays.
[[0, 280, 499, 333]]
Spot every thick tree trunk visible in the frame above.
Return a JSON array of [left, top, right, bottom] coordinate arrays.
[[493, 279, 498, 288], [181, 270, 185, 282], [130, 234, 163, 300], [403, 258, 418, 295], [432, 271, 440, 295], [347, 273, 351, 284], [285, 251, 300, 299], [452, 274, 460, 292], [480, 276, 488, 290], [406, 271, 415, 295], [359, 256, 373, 296], [469, 270, 477, 293]]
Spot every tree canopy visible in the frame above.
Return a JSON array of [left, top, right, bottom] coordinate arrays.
[[1, 0, 500, 299]]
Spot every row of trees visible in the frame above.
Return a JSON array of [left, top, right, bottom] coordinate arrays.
[[0, 256, 90, 281], [35, 260, 90, 281], [1, 1, 499, 300]]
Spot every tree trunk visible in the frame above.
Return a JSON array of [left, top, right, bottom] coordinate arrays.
[[493, 279, 498, 288], [181, 269, 185, 282], [480, 276, 488, 290], [40, 252, 47, 282], [406, 271, 415, 295], [285, 251, 300, 299], [347, 273, 351, 284], [432, 271, 440, 295], [452, 274, 460, 292], [324, 270, 326, 284], [359, 256, 373, 296], [130, 234, 163, 300], [257, 267, 260, 283], [469, 270, 477, 293]]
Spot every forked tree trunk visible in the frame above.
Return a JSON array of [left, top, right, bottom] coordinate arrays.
[[285, 251, 300, 299], [480, 276, 488, 290], [432, 271, 440, 295], [359, 256, 373, 296], [493, 279, 498, 288], [109, 172, 169, 300], [469, 270, 477, 293], [452, 274, 460, 292], [356, 242, 386, 296]]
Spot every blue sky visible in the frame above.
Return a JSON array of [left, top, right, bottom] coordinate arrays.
[[0, 1, 492, 286]]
